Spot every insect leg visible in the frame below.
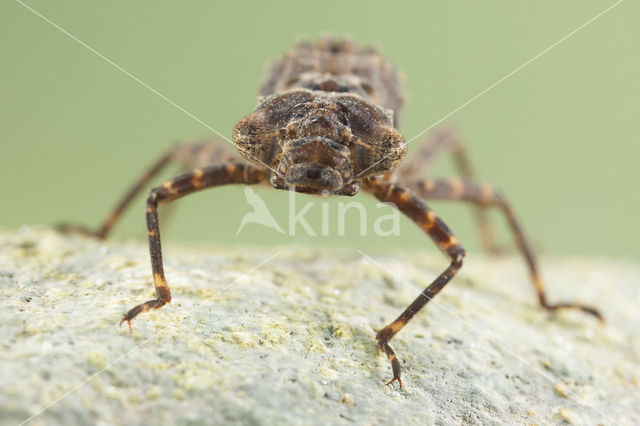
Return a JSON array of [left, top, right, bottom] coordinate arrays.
[[396, 128, 460, 181], [58, 141, 239, 239], [396, 128, 499, 253], [409, 177, 603, 320], [120, 162, 267, 328], [363, 177, 466, 388]]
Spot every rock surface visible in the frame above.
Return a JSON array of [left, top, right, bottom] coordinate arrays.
[[1, 228, 638, 425]]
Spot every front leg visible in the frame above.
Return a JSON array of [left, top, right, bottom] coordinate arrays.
[[363, 177, 466, 388], [120, 162, 267, 328]]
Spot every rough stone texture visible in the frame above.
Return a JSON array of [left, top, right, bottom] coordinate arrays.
[[1, 228, 638, 425]]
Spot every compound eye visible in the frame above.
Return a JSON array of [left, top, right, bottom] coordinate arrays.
[[352, 144, 379, 176], [348, 118, 407, 178], [351, 131, 407, 178], [232, 113, 281, 166]]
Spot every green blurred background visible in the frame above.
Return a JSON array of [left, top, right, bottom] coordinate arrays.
[[1, 0, 638, 259]]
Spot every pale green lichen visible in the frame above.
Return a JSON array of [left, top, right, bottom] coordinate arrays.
[[0, 227, 639, 425]]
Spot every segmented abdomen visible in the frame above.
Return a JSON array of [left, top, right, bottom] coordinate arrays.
[[259, 37, 405, 124]]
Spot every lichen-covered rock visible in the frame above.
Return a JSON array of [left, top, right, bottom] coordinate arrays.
[[1, 228, 638, 425]]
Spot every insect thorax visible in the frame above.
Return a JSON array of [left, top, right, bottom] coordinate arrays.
[[233, 37, 407, 196]]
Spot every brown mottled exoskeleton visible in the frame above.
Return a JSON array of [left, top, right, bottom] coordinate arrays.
[[60, 37, 602, 388]]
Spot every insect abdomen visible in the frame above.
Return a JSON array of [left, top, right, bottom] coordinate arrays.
[[259, 37, 405, 124]]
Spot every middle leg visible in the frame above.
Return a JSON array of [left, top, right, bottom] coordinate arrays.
[[58, 140, 240, 239], [396, 127, 499, 253], [408, 177, 603, 320]]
